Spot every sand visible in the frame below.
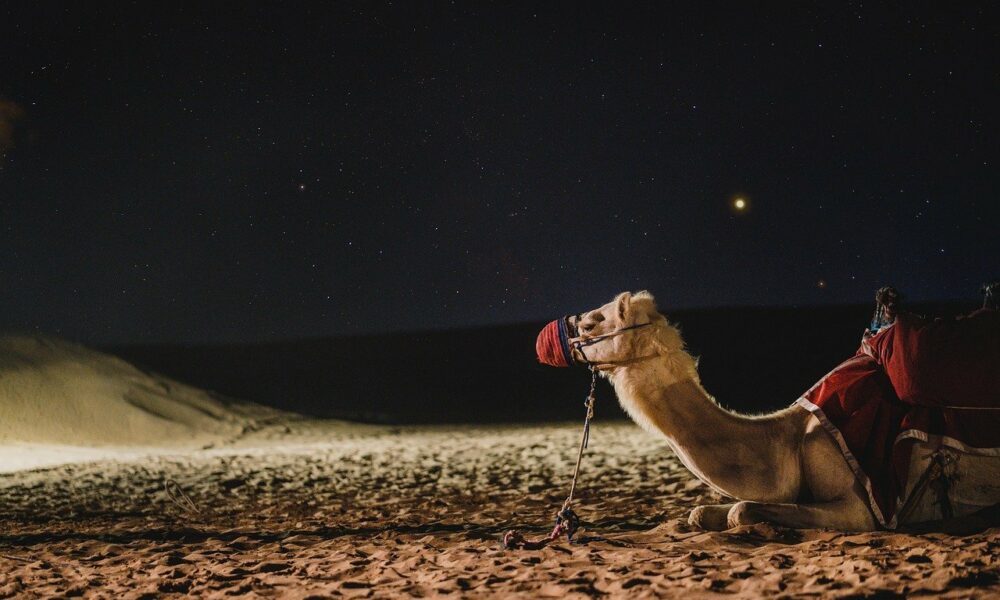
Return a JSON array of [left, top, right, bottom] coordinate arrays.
[[2, 420, 999, 598], [0, 334, 282, 472]]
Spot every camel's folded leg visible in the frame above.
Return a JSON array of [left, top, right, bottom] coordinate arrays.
[[727, 499, 877, 531], [688, 504, 736, 531]]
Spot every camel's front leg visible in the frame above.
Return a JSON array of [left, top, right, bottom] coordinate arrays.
[[688, 504, 736, 531], [727, 499, 877, 531]]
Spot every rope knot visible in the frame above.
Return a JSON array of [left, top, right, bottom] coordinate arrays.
[[555, 507, 581, 542]]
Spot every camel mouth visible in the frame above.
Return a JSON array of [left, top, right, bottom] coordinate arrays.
[[566, 314, 580, 338]]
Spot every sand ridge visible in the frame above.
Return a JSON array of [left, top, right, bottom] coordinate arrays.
[[1, 420, 998, 598], [0, 334, 290, 472]]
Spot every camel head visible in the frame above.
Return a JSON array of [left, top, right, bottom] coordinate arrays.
[[566, 291, 655, 366], [578, 292, 699, 384], [536, 290, 692, 371]]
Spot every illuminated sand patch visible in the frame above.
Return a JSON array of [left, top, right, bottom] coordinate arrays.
[[0, 334, 282, 472], [1, 420, 998, 597]]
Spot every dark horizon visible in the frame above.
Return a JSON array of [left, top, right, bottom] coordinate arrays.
[[103, 299, 979, 424], [2, 3, 996, 345], [3, 294, 987, 347]]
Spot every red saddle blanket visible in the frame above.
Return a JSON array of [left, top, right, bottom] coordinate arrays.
[[796, 308, 1000, 527]]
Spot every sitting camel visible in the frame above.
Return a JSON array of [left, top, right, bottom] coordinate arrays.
[[557, 290, 1000, 532]]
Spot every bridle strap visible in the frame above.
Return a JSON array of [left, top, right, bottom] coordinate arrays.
[[589, 353, 661, 371], [571, 321, 657, 369], [572, 322, 652, 348]]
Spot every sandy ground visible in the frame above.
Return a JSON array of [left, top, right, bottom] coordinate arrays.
[[0, 420, 997, 599]]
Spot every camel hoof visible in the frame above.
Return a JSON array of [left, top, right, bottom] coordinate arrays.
[[727, 501, 761, 528], [689, 505, 730, 531]]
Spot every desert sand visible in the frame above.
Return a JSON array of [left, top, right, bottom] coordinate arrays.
[[1, 420, 998, 598], [1, 335, 999, 598]]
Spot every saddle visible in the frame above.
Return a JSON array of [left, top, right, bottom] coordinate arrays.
[[797, 283, 1000, 528]]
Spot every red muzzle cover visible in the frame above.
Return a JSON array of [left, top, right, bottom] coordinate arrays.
[[536, 317, 575, 367]]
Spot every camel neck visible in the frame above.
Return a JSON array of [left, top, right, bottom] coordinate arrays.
[[609, 356, 805, 502]]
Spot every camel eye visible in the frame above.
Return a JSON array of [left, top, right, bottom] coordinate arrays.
[[579, 312, 604, 333]]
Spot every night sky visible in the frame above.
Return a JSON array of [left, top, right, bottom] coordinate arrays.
[[1, 3, 997, 344]]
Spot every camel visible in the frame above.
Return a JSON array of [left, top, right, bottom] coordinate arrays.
[[564, 291, 1000, 532]]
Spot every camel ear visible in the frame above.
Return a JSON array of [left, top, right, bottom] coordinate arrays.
[[615, 292, 632, 324]]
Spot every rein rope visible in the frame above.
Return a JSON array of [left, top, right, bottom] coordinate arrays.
[[503, 319, 662, 550], [501, 367, 600, 550], [567, 367, 598, 504]]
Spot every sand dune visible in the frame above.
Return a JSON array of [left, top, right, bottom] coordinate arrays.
[[0, 335, 280, 471]]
